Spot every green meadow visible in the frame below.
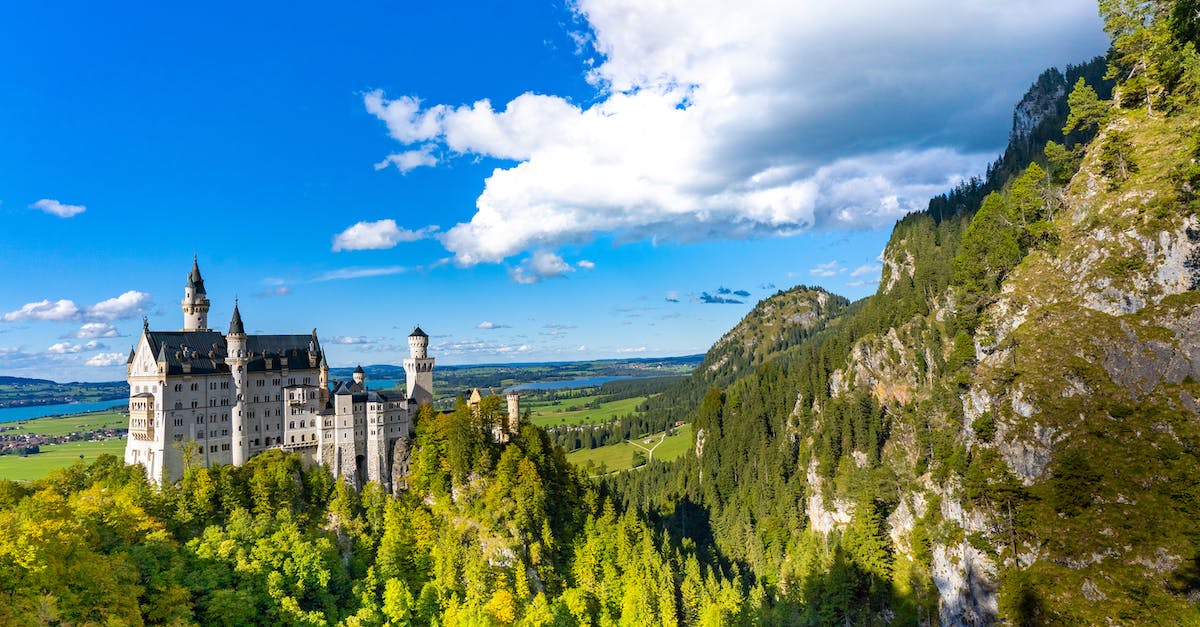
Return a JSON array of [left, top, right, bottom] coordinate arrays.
[[0, 438, 126, 482], [567, 423, 692, 474]]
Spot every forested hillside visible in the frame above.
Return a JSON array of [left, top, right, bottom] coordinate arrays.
[[2, 2, 1199, 625], [612, 1, 1200, 623]]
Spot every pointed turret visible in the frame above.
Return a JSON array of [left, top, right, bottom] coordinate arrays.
[[186, 255, 206, 294], [228, 301, 245, 336], [181, 257, 211, 331]]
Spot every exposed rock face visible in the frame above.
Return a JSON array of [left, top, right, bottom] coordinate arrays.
[[805, 460, 854, 533], [391, 435, 411, 494]]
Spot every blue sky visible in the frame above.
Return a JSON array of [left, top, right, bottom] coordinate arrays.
[[0, 1, 1108, 381]]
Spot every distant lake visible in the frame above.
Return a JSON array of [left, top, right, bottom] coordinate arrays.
[[507, 376, 651, 392], [0, 399, 127, 424]]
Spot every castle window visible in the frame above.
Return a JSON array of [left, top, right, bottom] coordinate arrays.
[[273, 379, 280, 386], [191, 401, 198, 409], [174, 435, 182, 441], [176, 402, 183, 410], [174, 384, 182, 392], [191, 383, 198, 391], [210, 445, 217, 453]]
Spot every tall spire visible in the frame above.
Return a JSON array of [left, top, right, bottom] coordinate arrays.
[[186, 254, 206, 294], [228, 299, 245, 335]]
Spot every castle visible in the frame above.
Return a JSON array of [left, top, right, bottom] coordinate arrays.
[[124, 258, 432, 490]]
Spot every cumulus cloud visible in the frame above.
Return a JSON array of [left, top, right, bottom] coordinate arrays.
[[255, 286, 290, 297], [85, 352, 125, 367], [374, 144, 439, 173], [365, 0, 1106, 266], [69, 323, 120, 339], [3, 291, 150, 323], [477, 321, 510, 330], [88, 291, 152, 321], [329, 335, 373, 345], [332, 219, 436, 252], [31, 198, 86, 218], [698, 292, 743, 305], [577, 260, 596, 270], [510, 251, 574, 284], [851, 263, 882, 278], [810, 261, 845, 278], [48, 340, 104, 355], [3, 299, 80, 322], [436, 338, 533, 357]]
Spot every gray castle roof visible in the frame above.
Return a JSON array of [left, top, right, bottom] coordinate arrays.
[[186, 256, 206, 294], [143, 329, 320, 375], [228, 302, 245, 335], [409, 326, 428, 338]]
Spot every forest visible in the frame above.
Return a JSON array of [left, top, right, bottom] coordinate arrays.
[[3, 1, 1200, 624]]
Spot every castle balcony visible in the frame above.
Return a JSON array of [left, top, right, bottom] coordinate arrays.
[[129, 393, 156, 441]]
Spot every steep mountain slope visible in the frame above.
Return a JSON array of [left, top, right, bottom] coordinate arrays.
[[617, 14, 1200, 622]]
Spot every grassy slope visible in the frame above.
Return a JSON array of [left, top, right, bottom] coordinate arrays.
[[528, 395, 647, 427], [2, 410, 127, 436], [568, 423, 692, 473], [0, 439, 126, 481]]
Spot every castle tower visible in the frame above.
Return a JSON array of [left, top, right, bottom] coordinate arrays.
[[506, 392, 521, 435], [353, 364, 365, 389], [181, 256, 211, 331], [403, 326, 434, 406], [226, 301, 248, 465]]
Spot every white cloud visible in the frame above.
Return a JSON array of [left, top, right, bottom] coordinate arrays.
[[332, 219, 436, 252], [435, 338, 532, 357], [70, 322, 120, 339], [851, 263, 882, 278], [577, 259, 596, 270], [3, 299, 80, 322], [330, 335, 372, 345], [374, 145, 439, 173], [87, 291, 151, 321], [85, 352, 125, 367], [3, 291, 150, 323], [256, 286, 290, 297], [31, 198, 86, 218], [810, 261, 844, 278], [616, 346, 647, 353], [510, 250, 574, 284], [48, 342, 82, 354], [477, 321, 509, 330], [366, 0, 1106, 266], [313, 266, 407, 281]]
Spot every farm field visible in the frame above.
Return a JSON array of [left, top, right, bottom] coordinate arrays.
[[0, 438, 126, 481], [1, 410, 127, 436], [527, 394, 647, 427], [567, 423, 692, 474]]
